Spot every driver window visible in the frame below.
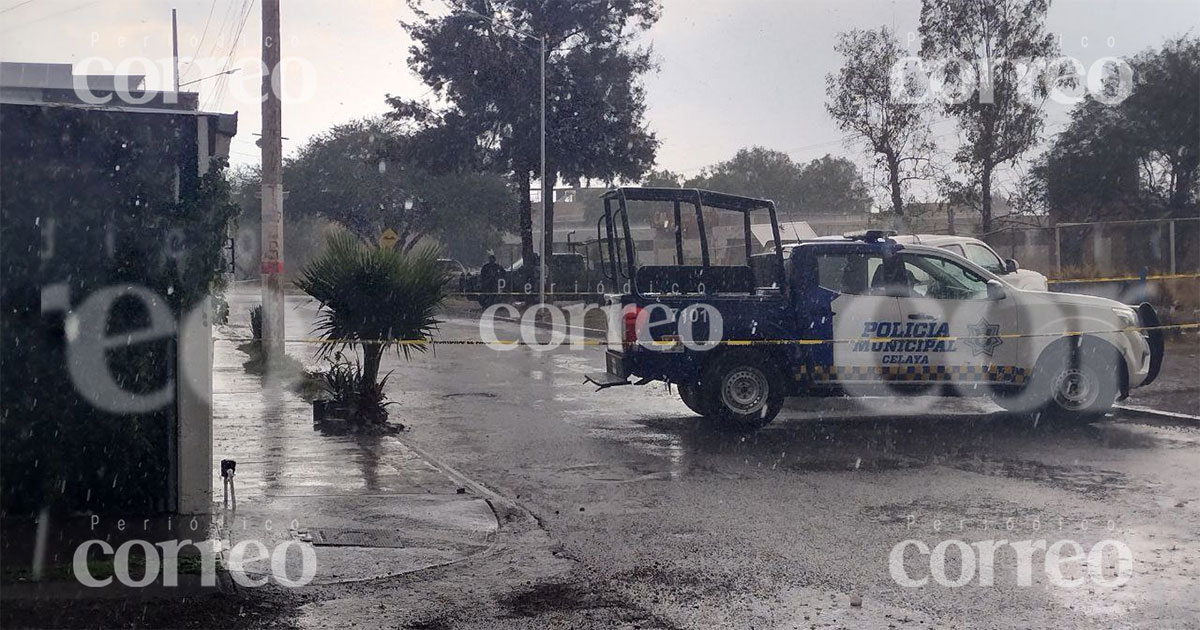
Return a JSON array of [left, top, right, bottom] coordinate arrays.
[[901, 253, 989, 300], [815, 252, 886, 296], [964, 243, 1005, 275]]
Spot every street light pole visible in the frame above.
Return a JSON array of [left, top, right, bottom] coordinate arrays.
[[171, 9, 180, 93], [539, 34, 547, 306], [450, 8, 549, 304]]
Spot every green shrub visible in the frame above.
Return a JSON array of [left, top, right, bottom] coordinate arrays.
[[295, 232, 447, 425], [320, 354, 393, 424]]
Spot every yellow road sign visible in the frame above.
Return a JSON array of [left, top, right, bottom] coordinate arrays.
[[379, 228, 398, 249]]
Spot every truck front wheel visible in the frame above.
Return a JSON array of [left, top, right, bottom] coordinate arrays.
[[1045, 355, 1118, 421], [699, 350, 784, 430], [993, 339, 1119, 423]]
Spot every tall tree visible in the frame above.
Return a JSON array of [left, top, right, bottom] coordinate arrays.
[[397, 0, 660, 265], [1039, 96, 1141, 222], [641, 168, 683, 187], [684, 147, 872, 216], [1123, 35, 1200, 215], [919, 0, 1060, 232], [826, 26, 933, 222], [797, 154, 873, 216], [685, 147, 806, 211], [285, 118, 514, 253], [1032, 36, 1199, 222]]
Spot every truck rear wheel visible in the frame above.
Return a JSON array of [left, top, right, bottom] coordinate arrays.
[[699, 350, 784, 430], [677, 383, 707, 416]]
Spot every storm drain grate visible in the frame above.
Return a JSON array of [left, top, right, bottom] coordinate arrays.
[[309, 528, 407, 548]]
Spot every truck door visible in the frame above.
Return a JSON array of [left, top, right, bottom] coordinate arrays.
[[894, 251, 1022, 386], [801, 249, 904, 385]]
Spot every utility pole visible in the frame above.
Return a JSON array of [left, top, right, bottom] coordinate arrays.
[[260, 0, 285, 363], [171, 9, 180, 92], [538, 34, 547, 306]]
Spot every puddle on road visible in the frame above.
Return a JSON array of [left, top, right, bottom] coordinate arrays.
[[951, 458, 1142, 498], [782, 456, 924, 473], [583, 424, 687, 480]]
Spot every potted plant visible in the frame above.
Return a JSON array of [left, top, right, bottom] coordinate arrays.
[[296, 231, 447, 431]]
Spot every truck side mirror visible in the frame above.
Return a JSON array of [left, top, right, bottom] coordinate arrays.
[[1004, 258, 1019, 274], [986, 279, 1007, 300]]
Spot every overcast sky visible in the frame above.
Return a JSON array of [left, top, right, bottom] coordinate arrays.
[[2, 0, 1196, 197]]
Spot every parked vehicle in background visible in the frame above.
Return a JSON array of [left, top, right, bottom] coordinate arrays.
[[436, 258, 469, 292], [891, 235, 1049, 291], [507, 252, 588, 293]]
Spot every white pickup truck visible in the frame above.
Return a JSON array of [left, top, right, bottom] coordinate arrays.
[[891, 234, 1049, 291]]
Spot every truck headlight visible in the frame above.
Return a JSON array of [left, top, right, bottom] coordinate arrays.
[[1112, 307, 1138, 330]]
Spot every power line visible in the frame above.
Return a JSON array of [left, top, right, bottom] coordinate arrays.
[[209, 0, 253, 100], [194, 0, 240, 84], [0, 1, 35, 15], [204, 0, 255, 110], [182, 0, 219, 79], [0, 0, 101, 33]]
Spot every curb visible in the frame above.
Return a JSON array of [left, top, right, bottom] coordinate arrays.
[[1114, 404, 1200, 424]]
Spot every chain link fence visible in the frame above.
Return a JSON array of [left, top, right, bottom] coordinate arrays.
[[983, 217, 1200, 316], [984, 217, 1199, 278]]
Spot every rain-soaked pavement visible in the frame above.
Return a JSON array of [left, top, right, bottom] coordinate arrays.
[[222, 288, 1199, 629]]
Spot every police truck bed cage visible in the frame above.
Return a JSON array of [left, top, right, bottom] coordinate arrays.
[[596, 187, 786, 296], [601, 187, 775, 212]]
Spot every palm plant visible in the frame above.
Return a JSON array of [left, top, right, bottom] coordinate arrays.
[[295, 231, 447, 421]]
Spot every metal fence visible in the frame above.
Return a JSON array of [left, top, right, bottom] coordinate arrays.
[[983, 217, 1200, 279]]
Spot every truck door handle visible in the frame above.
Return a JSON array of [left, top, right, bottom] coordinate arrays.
[[908, 313, 935, 321]]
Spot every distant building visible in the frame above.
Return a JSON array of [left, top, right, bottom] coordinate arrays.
[[1, 61, 199, 110]]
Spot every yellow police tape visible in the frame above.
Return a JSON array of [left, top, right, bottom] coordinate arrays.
[[222, 322, 1200, 347], [443, 272, 1200, 296], [1047, 271, 1200, 285]]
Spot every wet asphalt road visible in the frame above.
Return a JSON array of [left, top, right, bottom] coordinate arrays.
[[277, 296, 1200, 629]]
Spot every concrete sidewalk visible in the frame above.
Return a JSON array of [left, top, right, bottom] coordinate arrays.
[[211, 295, 499, 586]]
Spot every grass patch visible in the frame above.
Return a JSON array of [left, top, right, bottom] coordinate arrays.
[[1, 554, 216, 584]]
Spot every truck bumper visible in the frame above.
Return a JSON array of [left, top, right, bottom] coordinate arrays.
[[584, 350, 631, 390], [1136, 302, 1165, 387]]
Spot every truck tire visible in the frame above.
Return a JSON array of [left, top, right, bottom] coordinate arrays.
[[1043, 347, 1119, 422], [677, 383, 707, 416], [699, 349, 784, 430], [995, 338, 1119, 423]]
